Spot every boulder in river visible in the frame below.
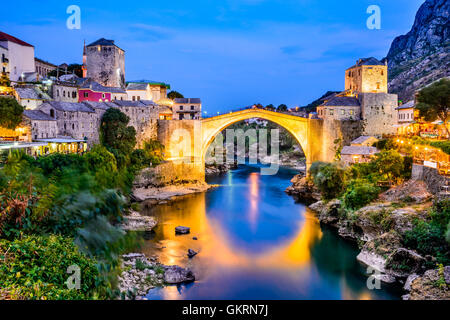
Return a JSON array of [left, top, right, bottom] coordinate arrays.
[[187, 249, 198, 258], [163, 265, 195, 284], [175, 226, 191, 234]]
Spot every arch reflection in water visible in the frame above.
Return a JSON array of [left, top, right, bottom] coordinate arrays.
[[141, 165, 401, 300]]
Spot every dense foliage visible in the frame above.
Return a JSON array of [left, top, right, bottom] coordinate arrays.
[[100, 108, 137, 167], [416, 78, 450, 138], [167, 91, 184, 100], [404, 200, 450, 266], [0, 97, 24, 130], [310, 162, 346, 200], [342, 179, 380, 210], [0, 235, 102, 300]]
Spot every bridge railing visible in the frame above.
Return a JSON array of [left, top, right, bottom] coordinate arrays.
[[201, 106, 310, 119]]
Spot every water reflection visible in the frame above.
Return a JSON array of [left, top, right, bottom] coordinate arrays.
[[141, 165, 401, 300]]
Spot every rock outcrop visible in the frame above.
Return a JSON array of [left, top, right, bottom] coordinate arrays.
[[285, 175, 321, 202], [119, 210, 157, 232], [408, 266, 450, 300], [385, 0, 450, 101]]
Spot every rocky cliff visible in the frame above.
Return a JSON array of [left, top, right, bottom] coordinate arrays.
[[385, 0, 449, 102]]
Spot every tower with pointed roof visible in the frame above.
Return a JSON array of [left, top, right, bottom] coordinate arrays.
[[82, 40, 87, 78], [85, 38, 125, 88]]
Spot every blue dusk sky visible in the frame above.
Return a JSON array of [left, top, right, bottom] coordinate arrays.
[[1, 0, 424, 114]]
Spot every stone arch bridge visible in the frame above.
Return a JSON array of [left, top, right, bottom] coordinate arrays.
[[155, 108, 354, 182]]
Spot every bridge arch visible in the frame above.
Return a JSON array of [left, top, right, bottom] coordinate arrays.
[[201, 109, 317, 169]]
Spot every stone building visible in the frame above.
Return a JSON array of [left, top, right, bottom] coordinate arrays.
[[317, 96, 360, 120], [52, 81, 79, 102], [126, 81, 170, 102], [345, 57, 388, 94], [85, 38, 125, 88], [173, 98, 202, 120], [23, 109, 58, 140], [35, 58, 57, 79], [0, 31, 35, 82], [14, 86, 51, 109], [341, 145, 379, 166], [38, 101, 99, 143], [77, 78, 127, 102], [318, 57, 397, 137]]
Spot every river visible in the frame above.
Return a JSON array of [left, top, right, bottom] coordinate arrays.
[[141, 164, 402, 300]]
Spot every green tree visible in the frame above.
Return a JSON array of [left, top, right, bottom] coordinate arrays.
[[143, 139, 165, 165], [310, 162, 346, 200], [343, 179, 380, 210], [168, 91, 184, 100], [0, 97, 24, 130], [265, 104, 275, 111], [277, 104, 288, 112], [100, 108, 137, 161], [416, 78, 450, 138], [372, 150, 404, 183]]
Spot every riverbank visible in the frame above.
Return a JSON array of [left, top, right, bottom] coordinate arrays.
[[286, 176, 450, 300], [118, 253, 195, 300], [132, 183, 216, 203]]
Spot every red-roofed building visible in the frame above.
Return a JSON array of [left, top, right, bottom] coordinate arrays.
[[0, 31, 35, 82]]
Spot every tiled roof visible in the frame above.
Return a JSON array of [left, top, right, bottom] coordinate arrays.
[[0, 31, 33, 47], [127, 80, 170, 89], [351, 136, 377, 145], [174, 98, 201, 104], [396, 100, 415, 110], [126, 83, 148, 90], [82, 101, 110, 110], [321, 96, 360, 107], [112, 100, 146, 108], [15, 87, 51, 100], [79, 78, 126, 93], [23, 110, 55, 121], [140, 100, 158, 106], [348, 57, 385, 69], [341, 146, 379, 156], [46, 101, 95, 113], [86, 38, 123, 51]]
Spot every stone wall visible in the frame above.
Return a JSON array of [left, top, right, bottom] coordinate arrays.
[[411, 164, 448, 195], [321, 119, 363, 162], [359, 92, 397, 136]]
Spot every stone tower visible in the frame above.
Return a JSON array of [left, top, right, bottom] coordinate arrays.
[[85, 38, 125, 88], [345, 57, 388, 94]]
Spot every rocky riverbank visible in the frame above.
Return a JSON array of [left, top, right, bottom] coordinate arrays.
[[119, 210, 157, 232], [132, 182, 216, 203], [286, 177, 450, 300], [118, 253, 195, 300]]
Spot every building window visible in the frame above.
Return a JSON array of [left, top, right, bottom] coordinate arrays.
[[350, 110, 354, 115], [50, 109, 55, 118], [84, 92, 89, 98], [102, 93, 105, 99], [132, 96, 136, 101], [376, 82, 381, 90], [329, 110, 334, 116], [72, 91, 77, 99], [63, 91, 66, 97], [341, 109, 345, 115], [191, 105, 195, 110], [180, 105, 184, 110]]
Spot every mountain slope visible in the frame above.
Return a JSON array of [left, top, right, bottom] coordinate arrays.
[[385, 0, 449, 101]]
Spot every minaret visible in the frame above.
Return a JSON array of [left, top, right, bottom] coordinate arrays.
[[82, 40, 87, 78]]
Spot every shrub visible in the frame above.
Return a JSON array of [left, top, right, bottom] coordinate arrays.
[[0, 235, 104, 300], [404, 200, 450, 266], [343, 180, 380, 210], [310, 162, 346, 200], [371, 150, 404, 182]]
